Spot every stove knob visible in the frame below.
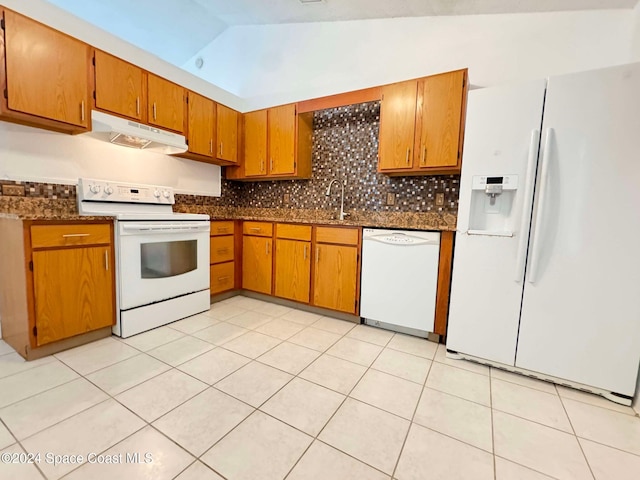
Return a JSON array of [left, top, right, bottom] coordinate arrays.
[[162, 190, 170, 199], [104, 185, 114, 195], [153, 190, 161, 198], [90, 184, 101, 194]]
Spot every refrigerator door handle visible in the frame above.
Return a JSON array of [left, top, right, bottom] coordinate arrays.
[[515, 129, 540, 282], [527, 127, 554, 284]]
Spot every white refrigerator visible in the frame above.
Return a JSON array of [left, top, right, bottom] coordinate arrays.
[[447, 63, 640, 404]]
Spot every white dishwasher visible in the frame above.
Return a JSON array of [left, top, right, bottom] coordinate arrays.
[[360, 228, 441, 337]]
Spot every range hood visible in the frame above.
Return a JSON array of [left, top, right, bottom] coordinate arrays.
[[88, 110, 188, 154]]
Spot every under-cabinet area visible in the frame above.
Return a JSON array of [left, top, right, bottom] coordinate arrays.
[[0, 219, 115, 359]]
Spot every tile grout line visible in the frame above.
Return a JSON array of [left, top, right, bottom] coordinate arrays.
[[490, 367, 497, 480], [556, 389, 597, 480], [282, 326, 396, 479], [390, 342, 436, 479]]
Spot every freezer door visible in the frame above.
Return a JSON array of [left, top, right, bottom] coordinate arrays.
[[447, 80, 546, 365], [516, 62, 640, 396]]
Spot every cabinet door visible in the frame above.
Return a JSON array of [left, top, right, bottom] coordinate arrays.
[[94, 51, 143, 120], [418, 70, 465, 169], [242, 236, 272, 294], [217, 104, 239, 163], [4, 10, 90, 127], [210, 261, 235, 294], [313, 244, 358, 313], [187, 91, 215, 157], [32, 246, 114, 346], [378, 80, 418, 171], [148, 74, 184, 132], [275, 239, 311, 303], [268, 104, 296, 175], [244, 110, 268, 176]]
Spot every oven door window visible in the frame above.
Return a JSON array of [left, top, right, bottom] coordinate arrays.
[[140, 240, 198, 278]]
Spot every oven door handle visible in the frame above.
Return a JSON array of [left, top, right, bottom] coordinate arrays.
[[120, 222, 210, 234]]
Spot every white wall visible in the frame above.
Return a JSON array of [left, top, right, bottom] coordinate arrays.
[[0, 122, 221, 196], [632, 3, 640, 60], [184, 10, 634, 111]]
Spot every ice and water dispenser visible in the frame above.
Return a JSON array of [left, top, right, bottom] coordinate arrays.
[[467, 175, 518, 236]]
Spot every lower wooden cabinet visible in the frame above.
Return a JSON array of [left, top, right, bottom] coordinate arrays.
[[275, 239, 311, 303], [32, 246, 113, 346], [210, 220, 237, 295], [0, 219, 115, 359], [242, 234, 273, 295], [312, 243, 359, 314]]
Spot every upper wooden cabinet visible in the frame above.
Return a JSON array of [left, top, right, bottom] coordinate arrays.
[[217, 104, 239, 164], [226, 104, 313, 181], [0, 9, 91, 133], [147, 73, 185, 133], [187, 91, 215, 158], [378, 69, 468, 175], [94, 50, 143, 121]]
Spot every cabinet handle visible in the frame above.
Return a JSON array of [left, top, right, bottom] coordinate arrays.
[[153, 102, 157, 120], [217, 227, 228, 233], [421, 146, 427, 166], [261, 159, 265, 173], [104, 250, 109, 271], [217, 275, 230, 282], [303, 245, 307, 260], [136, 97, 140, 116], [406, 147, 411, 165], [209, 139, 213, 154], [250, 227, 262, 232], [62, 233, 90, 238], [270, 158, 273, 172], [316, 246, 320, 266], [265, 241, 270, 255], [80, 101, 85, 122], [219, 142, 223, 156], [216, 248, 229, 254]]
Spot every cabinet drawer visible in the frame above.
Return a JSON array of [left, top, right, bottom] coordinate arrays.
[[31, 224, 111, 249], [243, 221, 273, 237], [315, 226, 359, 246], [276, 223, 312, 241], [211, 221, 235, 236], [210, 235, 234, 264], [210, 262, 235, 294]]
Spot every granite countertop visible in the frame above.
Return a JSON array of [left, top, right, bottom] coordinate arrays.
[[174, 206, 457, 231], [0, 198, 114, 221]]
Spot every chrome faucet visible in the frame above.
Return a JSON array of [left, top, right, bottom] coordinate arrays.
[[325, 178, 349, 221]]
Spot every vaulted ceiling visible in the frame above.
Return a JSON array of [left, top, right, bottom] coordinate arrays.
[[46, 0, 639, 67]]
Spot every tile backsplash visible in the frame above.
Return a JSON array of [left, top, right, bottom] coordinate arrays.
[[213, 101, 459, 214], [1, 102, 460, 216]]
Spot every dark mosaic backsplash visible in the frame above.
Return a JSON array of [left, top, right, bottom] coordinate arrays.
[[0, 180, 76, 200], [222, 101, 459, 214], [0, 102, 459, 216]]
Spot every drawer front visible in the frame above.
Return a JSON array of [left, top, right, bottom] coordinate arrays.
[[276, 223, 312, 241], [243, 221, 273, 237], [210, 235, 234, 264], [211, 220, 235, 236], [210, 262, 235, 294], [315, 226, 359, 246], [31, 224, 111, 249]]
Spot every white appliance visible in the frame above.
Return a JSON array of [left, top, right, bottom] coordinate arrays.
[[87, 110, 188, 154], [447, 63, 640, 405], [77, 178, 210, 337], [361, 228, 440, 337]]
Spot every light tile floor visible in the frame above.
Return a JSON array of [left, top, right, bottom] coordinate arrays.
[[0, 295, 639, 479]]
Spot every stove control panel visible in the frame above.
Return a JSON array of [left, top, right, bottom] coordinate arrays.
[[78, 178, 175, 204]]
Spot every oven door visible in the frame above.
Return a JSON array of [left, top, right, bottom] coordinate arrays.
[[117, 220, 210, 310]]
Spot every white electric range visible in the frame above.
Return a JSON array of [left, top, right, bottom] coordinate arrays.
[[77, 178, 210, 337]]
